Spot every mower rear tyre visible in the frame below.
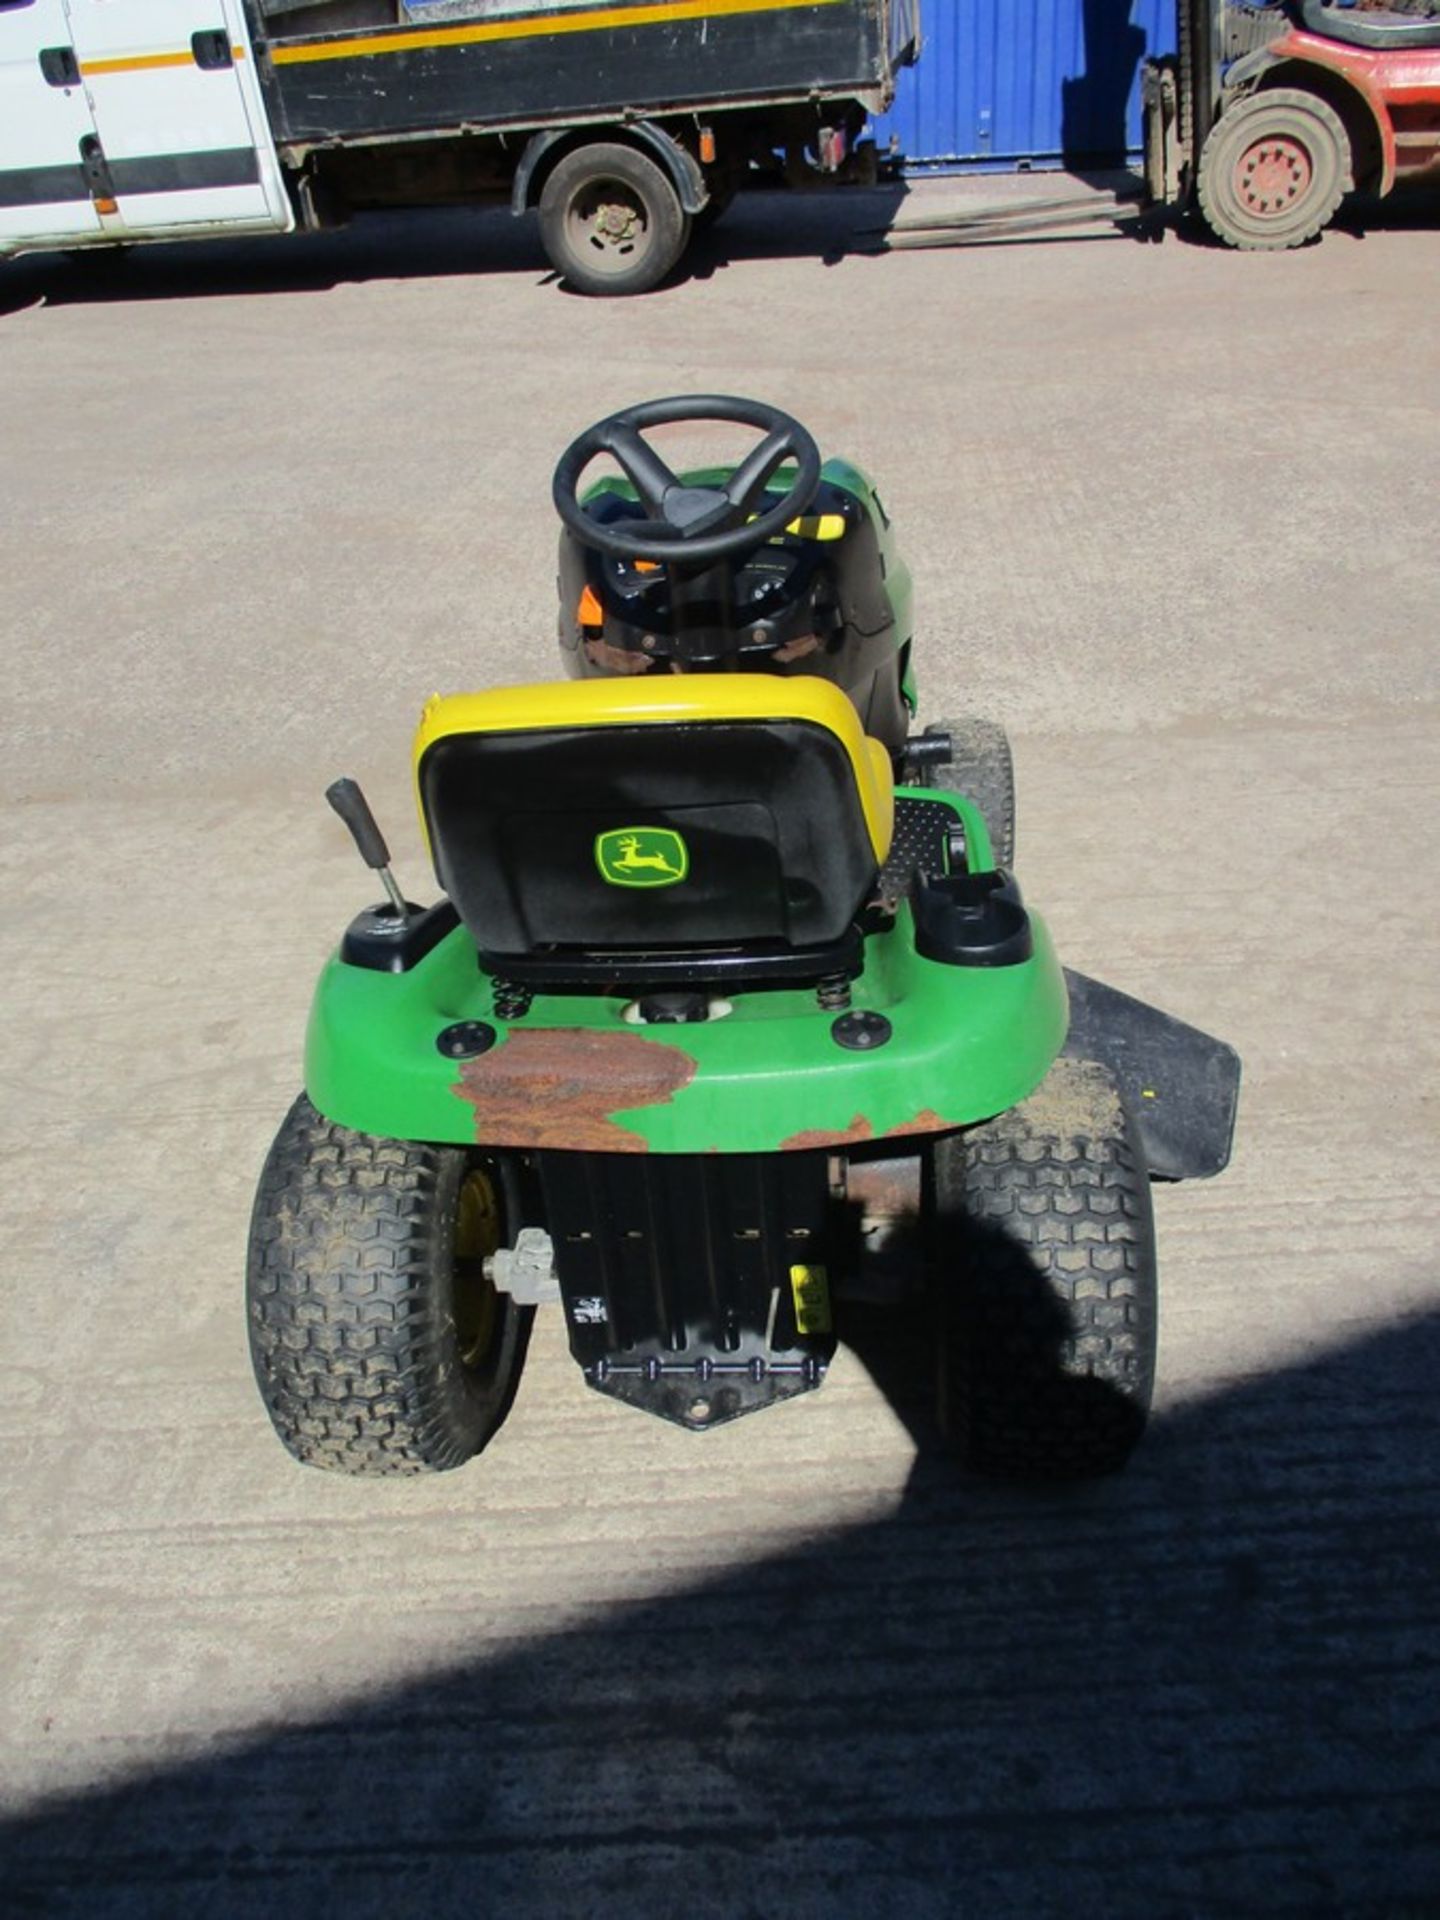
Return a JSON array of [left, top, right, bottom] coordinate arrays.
[[931, 1058, 1157, 1479], [927, 715, 1016, 868], [246, 1096, 531, 1475]]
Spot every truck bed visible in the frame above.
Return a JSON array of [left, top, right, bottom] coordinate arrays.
[[251, 0, 912, 148]]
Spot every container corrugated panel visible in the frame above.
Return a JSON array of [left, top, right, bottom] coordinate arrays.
[[871, 0, 1177, 170]]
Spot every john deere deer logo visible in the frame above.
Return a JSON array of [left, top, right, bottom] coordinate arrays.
[[595, 827, 689, 889]]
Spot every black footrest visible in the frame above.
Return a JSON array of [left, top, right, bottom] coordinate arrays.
[[538, 1150, 837, 1430], [880, 793, 962, 897], [588, 1351, 826, 1429]]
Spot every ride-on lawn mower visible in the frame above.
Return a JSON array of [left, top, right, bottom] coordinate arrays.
[[247, 398, 1239, 1482]]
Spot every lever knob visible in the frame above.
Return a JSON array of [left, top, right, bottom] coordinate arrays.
[[325, 777, 390, 871]]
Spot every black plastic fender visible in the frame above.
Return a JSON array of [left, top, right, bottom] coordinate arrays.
[[511, 122, 709, 218], [1221, 44, 1288, 103], [1062, 970, 1240, 1181]]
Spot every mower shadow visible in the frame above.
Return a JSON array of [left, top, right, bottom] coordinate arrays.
[[4, 1298, 1437, 1915], [0, 187, 912, 320], [832, 1200, 1148, 1472]]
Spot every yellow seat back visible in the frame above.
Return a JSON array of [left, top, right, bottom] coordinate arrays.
[[413, 674, 895, 961]]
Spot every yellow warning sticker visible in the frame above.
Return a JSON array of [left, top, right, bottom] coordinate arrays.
[[789, 1264, 832, 1336]]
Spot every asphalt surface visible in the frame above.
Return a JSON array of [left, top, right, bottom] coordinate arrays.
[[2, 177, 1438, 1916]]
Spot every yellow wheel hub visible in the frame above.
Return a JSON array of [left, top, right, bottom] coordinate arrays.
[[454, 1167, 503, 1370]]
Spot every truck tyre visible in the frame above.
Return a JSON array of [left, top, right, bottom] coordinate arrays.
[[930, 1058, 1157, 1480], [246, 1095, 531, 1475], [926, 715, 1016, 868], [538, 141, 690, 295], [1197, 89, 1352, 250]]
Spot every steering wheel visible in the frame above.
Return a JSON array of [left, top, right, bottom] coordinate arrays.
[[552, 395, 822, 568]]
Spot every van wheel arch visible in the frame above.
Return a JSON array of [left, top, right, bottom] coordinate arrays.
[[513, 123, 708, 218]]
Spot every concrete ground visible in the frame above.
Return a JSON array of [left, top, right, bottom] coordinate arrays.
[[1, 176, 1437, 1915]]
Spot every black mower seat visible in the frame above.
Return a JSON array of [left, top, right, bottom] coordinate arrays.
[[413, 676, 895, 975], [1298, 0, 1440, 49]]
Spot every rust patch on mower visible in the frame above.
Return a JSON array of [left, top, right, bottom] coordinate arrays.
[[846, 1153, 923, 1221], [781, 1113, 875, 1153], [453, 1028, 696, 1151], [885, 1108, 954, 1138], [779, 1108, 956, 1153]]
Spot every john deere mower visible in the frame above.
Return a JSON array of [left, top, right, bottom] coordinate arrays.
[[246, 396, 1239, 1481]]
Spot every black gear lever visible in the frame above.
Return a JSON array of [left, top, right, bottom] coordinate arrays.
[[326, 777, 409, 920]]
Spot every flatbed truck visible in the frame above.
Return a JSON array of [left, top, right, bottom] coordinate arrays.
[[1, 0, 918, 292]]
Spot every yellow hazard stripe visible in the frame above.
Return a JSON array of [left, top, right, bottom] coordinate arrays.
[[81, 46, 246, 74], [271, 0, 844, 68], [784, 513, 846, 540]]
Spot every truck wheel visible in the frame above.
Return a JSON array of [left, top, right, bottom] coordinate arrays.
[[926, 715, 1016, 868], [930, 1058, 1157, 1480], [1197, 89, 1351, 250], [246, 1095, 531, 1475], [538, 142, 690, 296]]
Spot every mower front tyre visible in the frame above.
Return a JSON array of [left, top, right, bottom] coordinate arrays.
[[927, 714, 1016, 868], [246, 1096, 532, 1475], [931, 1058, 1157, 1480]]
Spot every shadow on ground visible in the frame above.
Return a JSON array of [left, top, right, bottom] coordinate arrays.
[[5, 173, 1438, 321], [4, 1304, 1436, 1916], [1161, 176, 1440, 250], [0, 187, 910, 320], [1061, 0, 1149, 168]]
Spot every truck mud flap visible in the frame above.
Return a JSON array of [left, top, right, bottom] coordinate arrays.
[[1063, 969, 1240, 1180]]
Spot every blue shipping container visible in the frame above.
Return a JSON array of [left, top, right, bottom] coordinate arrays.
[[869, 0, 1177, 171]]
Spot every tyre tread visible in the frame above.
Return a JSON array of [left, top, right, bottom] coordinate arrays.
[[246, 1096, 515, 1476], [537, 140, 689, 297], [1197, 87, 1351, 251], [925, 714, 1016, 868], [934, 1062, 1157, 1479]]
